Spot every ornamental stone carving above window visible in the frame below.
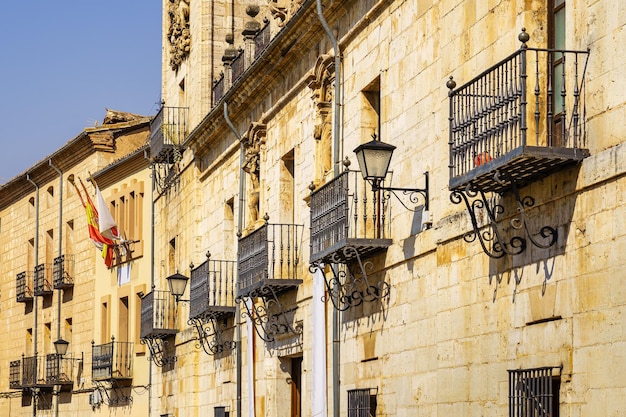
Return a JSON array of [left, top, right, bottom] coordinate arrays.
[[167, 0, 191, 71], [269, 0, 305, 27]]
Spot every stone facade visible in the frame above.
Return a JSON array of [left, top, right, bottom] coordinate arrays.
[[0, 115, 152, 416], [152, 0, 626, 416], [1, 0, 625, 417]]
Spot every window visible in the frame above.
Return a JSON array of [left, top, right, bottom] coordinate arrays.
[[280, 149, 295, 224], [361, 77, 381, 142], [508, 366, 560, 417], [107, 180, 145, 264], [548, 0, 566, 145], [119, 297, 129, 342], [347, 388, 377, 417], [214, 407, 230, 417]]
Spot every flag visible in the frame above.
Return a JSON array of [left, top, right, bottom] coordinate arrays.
[[91, 175, 127, 258], [74, 178, 115, 268], [94, 181, 119, 240]]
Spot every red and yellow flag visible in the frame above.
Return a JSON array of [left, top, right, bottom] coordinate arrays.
[[73, 178, 115, 268]]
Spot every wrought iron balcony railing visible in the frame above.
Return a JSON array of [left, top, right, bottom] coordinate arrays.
[[448, 31, 590, 194], [232, 49, 245, 82], [92, 339, 133, 381], [140, 290, 178, 339], [213, 74, 225, 104], [16, 271, 33, 303], [33, 263, 53, 296], [254, 19, 271, 59], [189, 258, 237, 355], [53, 254, 74, 289], [310, 170, 392, 264], [9, 360, 22, 389], [150, 105, 188, 163], [21, 355, 44, 387], [237, 223, 304, 298], [45, 353, 75, 387], [189, 258, 237, 321]]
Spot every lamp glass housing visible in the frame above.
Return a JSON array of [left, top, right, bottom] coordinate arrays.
[[54, 338, 69, 356], [167, 273, 189, 298], [353, 138, 396, 181]]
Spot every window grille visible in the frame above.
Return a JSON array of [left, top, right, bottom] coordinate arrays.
[[347, 388, 377, 417], [214, 406, 230, 417], [508, 366, 560, 417]]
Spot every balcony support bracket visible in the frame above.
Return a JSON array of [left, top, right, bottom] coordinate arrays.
[[188, 316, 236, 355], [140, 336, 177, 367], [310, 245, 391, 311], [236, 286, 303, 343], [450, 179, 558, 258]]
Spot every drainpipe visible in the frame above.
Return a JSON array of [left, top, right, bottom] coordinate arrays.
[[49, 160, 63, 417], [224, 102, 245, 417], [26, 174, 39, 417], [315, 2, 342, 417], [144, 149, 155, 417]]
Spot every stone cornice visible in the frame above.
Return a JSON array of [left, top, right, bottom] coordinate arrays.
[[0, 119, 150, 210], [185, 0, 353, 161]]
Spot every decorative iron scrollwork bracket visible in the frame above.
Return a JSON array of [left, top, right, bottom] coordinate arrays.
[[374, 172, 429, 213], [93, 381, 133, 406], [140, 337, 177, 367], [236, 286, 303, 343], [188, 316, 236, 355], [310, 246, 391, 311], [450, 180, 557, 258]]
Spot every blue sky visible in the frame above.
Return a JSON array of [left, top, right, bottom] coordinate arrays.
[[0, 2, 162, 183]]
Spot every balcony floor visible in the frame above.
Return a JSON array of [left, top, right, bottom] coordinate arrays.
[[310, 237, 392, 264], [191, 305, 236, 321], [449, 145, 589, 194], [238, 278, 303, 299]]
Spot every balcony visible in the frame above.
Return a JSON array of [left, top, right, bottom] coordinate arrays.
[[237, 223, 304, 298], [21, 355, 45, 388], [53, 254, 74, 289], [33, 263, 53, 296], [16, 271, 33, 303], [149, 105, 188, 163], [92, 339, 133, 381], [189, 259, 237, 355], [310, 170, 392, 264], [189, 259, 236, 321], [45, 354, 75, 387], [140, 290, 178, 339], [448, 33, 590, 194], [140, 290, 178, 365]]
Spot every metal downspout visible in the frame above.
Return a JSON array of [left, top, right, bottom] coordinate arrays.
[[48, 160, 63, 417], [144, 149, 155, 417], [315, 1, 342, 417], [26, 174, 39, 417], [224, 102, 245, 417]]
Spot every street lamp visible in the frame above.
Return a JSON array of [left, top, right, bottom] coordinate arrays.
[[53, 338, 69, 357], [353, 134, 430, 213], [167, 272, 190, 302]]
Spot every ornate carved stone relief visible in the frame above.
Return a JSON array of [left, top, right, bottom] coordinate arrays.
[[307, 55, 335, 181], [241, 122, 267, 229], [167, 0, 191, 71], [269, 0, 305, 27]]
